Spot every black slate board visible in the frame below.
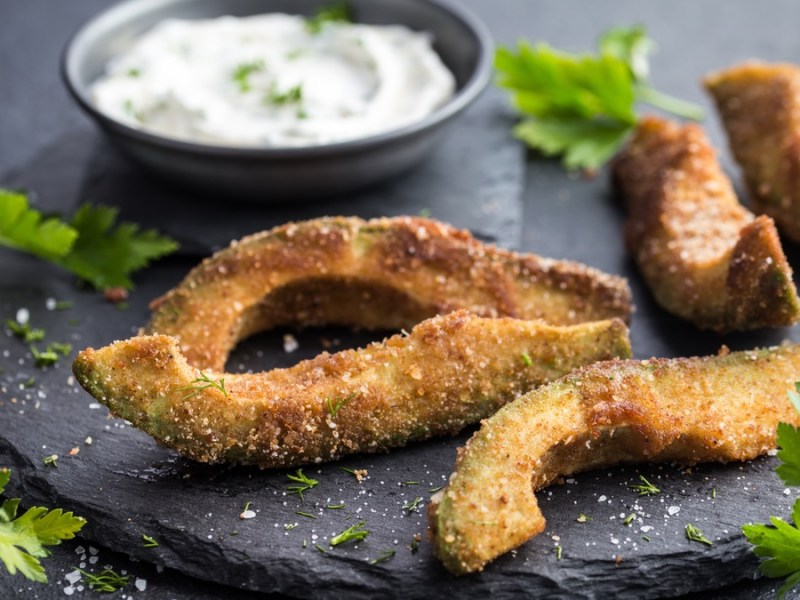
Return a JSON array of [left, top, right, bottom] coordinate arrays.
[[5, 0, 800, 598]]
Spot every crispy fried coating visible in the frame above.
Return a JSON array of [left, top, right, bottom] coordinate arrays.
[[429, 344, 800, 575], [612, 116, 800, 332], [72, 312, 631, 468], [705, 62, 800, 242], [144, 216, 632, 371]]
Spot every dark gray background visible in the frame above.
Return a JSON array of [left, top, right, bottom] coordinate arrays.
[[3, 0, 800, 598]]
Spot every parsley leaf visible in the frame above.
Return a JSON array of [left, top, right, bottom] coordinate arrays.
[[0, 469, 86, 582], [741, 383, 800, 598], [0, 190, 77, 261], [60, 204, 178, 290], [0, 190, 178, 292], [495, 26, 703, 171]]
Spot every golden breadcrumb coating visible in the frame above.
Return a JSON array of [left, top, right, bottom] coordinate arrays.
[[705, 62, 800, 242], [613, 116, 800, 332], [73, 312, 630, 468], [144, 216, 632, 371], [429, 343, 800, 575]]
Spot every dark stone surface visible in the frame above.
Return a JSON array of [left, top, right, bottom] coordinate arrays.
[[4, 0, 800, 598]]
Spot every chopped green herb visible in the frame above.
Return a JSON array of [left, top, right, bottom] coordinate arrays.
[[555, 546, 562, 560], [402, 481, 420, 486], [142, 534, 159, 548], [295, 510, 317, 520], [286, 469, 318, 502], [711, 487, 717, 500], [5, 319, 45, 344], [326, 503, 345, 510], [314, 543, 327, 553], [495, 26, 703, 171], [623, 513, 635, 526], [369, 549, 395, 565], [330, 521, 368, 546], [232, 60, 264, 92], [305, 2, 351, 34], [179, 370, 228, 400], [21, 377, 36, 389], [410, 534, 421, 553], [429, 484, 445, 494], [284, 523, 298, 530], [78, 568, 130, 592], [286, 49, 305, 60], [53, 300, 73, 311], [577, 514, 591, 523], [403, 496, 423, 514], [520, 352, 533, 367], [127, 68, 141, 78], [266, 83, 303, 106], [297, 107, 309, 120], [0, 469, 86, 582], [685, 523, 712, 546], [42, 454, 58, 468], [31, 346, 58, 367], [418, 208, 432, 218], [47, 342, 72, 357], [0, 191, 177, 292], [643, 535, 651, 542], [326, 391, 356, 418], [742, 383, 800, 598], [628, 475, 660, 496]]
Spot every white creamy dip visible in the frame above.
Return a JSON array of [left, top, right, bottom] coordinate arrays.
[[91, 14, 456, 147]]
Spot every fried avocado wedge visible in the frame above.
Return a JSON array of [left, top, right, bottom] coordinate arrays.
[[73, 312, 630, 468], [613, 116, 800, 332], [429, 344, 800, 575], [705, 62, 800, 242], [144, 216, 632, 371]]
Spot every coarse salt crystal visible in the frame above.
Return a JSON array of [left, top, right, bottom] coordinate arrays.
[[597, 495, 607, 502], [135, 578, 147, 592], [63, 586, 75, 596], [240, 510, 256, 519], [15, 308, 29, 325], [65, 570, 81, 584], [283, 334, 299, 353], [667, 506, 680, 516]]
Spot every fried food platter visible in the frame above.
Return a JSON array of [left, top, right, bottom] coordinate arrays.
[[4, 1, 800, 599]]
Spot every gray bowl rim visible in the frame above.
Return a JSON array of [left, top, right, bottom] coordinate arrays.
[[61, 0, 494, 160]]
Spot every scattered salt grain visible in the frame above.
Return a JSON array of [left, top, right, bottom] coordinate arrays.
[[63, 586, 75, 596], [667, 506, 680, 516], [15, 308, 29, 325], [597, 495, 607, 503], [135, 578, 147, 592], [65, 570, 81, 585], [283, 334, 299, 353], [240, 509, 256, 520]]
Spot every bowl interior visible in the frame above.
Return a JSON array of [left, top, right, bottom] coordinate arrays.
[[66, 0, 488, 113]]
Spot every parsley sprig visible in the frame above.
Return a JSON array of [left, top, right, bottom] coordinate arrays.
[[0, 469, 86, 582], [495, 25, 703, 171], [742, 383, 800, 598], [0, 190, 178, 292]]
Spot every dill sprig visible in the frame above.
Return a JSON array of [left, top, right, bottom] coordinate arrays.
[[403, 496, 423, 514], [326, 391, 357, 418], [142, 534, 159, 548], [685, 523, 712, 546], [78, 568, 130, 592], [369, 549, 395, 565], [179, 371, 228, 399], [286, 469, 318, 501], [628, 474, 660, 496], [330, 521, 369, 546]]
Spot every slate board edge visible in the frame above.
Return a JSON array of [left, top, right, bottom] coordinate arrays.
[[0, 434, 768, 600]]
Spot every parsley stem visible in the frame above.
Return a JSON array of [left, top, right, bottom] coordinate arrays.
[[637, 85, 704, 121]]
